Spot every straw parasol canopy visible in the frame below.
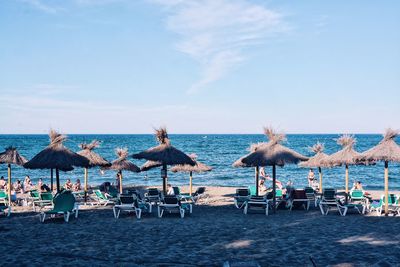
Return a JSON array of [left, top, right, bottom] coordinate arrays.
[[140, 160, 163, 172], [357, 128, 400, 215], [77, 140, 111, 201], [132, 127, 195, 193], [171, 154, 212, 195], [24, 130, 89, 192], [299, 142, 330, 193], [233, 127, 308, 212], [0, 146, 28, 206], [107, 148, 140, 194], [321, 135, 364, 193]]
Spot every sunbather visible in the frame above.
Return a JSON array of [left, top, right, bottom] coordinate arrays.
[[0, 176, 5, 189], [73, 179, 82, 191], [167, 184, 175, 195], [23, 176, 33, 193], [64, 179, 73, 190]]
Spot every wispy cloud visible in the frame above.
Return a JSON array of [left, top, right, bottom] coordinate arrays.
[[19, 0, 62, 14], [152, 0, 287, 94]]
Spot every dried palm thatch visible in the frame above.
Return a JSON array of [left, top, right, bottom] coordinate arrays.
[[140, 160, 163, 172], [171, 154, 212, 173], [132, 127, 195, 166], [108, 148, 140, 172], [358, 128, 400, 162], [234, 127, 308, 167], [321, 135, 363, 166], [77, 140, 111, 168], [24, 130, 89, 171], [299, 142, 330, 168], [0, 146, 28, 165]]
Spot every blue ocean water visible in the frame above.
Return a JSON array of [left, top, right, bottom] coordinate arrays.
[[0, 134, 399, 190]]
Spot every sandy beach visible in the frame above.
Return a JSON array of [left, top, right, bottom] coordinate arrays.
[[1, 186, 399, 267]]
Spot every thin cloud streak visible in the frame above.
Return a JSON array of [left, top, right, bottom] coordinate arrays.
[[152, 0, 287, 93]]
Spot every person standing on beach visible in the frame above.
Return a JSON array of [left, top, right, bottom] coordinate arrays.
[[307, 169, 315, 187], [0, 176, 5, 189]]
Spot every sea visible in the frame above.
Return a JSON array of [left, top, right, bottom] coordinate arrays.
[[0, 134, 399, 190]]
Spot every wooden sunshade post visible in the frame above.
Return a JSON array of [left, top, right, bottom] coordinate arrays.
[[119, 170, 123, 194], [384, 160, 389, 216], [272, 164, 277, 214], [162, 163, 167, 194], [255, 166, 259, 196], [84, 167, 88, 202], [7, 164, 11, 206], [50, 168, 54, 192], [189, 171, 193, 196], [345, 164, 349, 193], [56, 168, 60, 192], [318, 166, 323, 193]]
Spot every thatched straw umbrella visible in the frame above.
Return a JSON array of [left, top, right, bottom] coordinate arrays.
[[233, 127, 308, 212], [77, 140, 111, 201], [24, 130, 89, 192], [132, 127, 195, 194], [107, 148, 140, 194], [171, 154, 212, 195], [140, 160, 162, 172], [357, 129, 400, 215], [299, 142, 330, 193], [321, 135, 364, 194], [0, 146, 28, 206]]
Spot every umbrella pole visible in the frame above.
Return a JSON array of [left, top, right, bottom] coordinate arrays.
[[162, 163, 167, 195], [56, 168, 60, 192], [189, 171, 193, 196], [119, 170, 123, 194], [318, 167, 323, 193], [84, 167, 88, 203], [345, 164, 349, 194], [7, 164, 11, 207], [255, 166, 259, 196], [384, 161, 389, 216], [50, 168, 54, 192], [272, 164, 276, 214]]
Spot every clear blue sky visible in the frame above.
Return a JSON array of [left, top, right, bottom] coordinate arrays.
[[0, 0, 399, 134]]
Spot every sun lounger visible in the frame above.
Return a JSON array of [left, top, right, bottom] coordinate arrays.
[[319, 188, 338, 215], [92, 189, 116, 206], [32, 192, 53, 212], [40, 191, 77, 223], [304, 187, 318, 207], [192, 187, 209, 204], [158, 196, 188, 218], [248, 185, 257, 196], [0, 203, 10, 217], [113, 194, 143, 219], [369, 194, 398, 216], [337, 201, 366, 216], [244, 196, 269, 216], [145, 188, 162, 205], [0, 190, 7, 205], [288, 189, 310, 211], [234, 188, 250, 209]]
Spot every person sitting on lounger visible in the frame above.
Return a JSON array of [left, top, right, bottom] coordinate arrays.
[[167, 184, 175, 195], [0, 176, 5, 189], [258, 178, 268, 195], [64, 179, 73, 190], [352, 181, 371, 198], [13, 180, 22, 193], [23, 176, 33, 193], [73, 179, 82, 191], [307, 169, 315, 187], [41, 184, 51, 192], [37, 178, 44, 191]]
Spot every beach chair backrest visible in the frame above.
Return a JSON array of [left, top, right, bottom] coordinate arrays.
[[275, 189, 283, 198], [164, 196, 179, 205], [53, 191, 76, 212], [30, 190, 40, 198], [108, 187, 118, 198], [95, 190, 106, 200], [351, 190, 364, 199], [173, 187, 180, 195], [248, 186, 257, 196], [304, 187, 314, 194], [40, 192, 53, 201], [148, 188, 160, 196], [383, 194, 397, 205], [323, 188, 336, 200], [119, 195, 134, 205], [0, 191, 6, 199], [249, 196, 266, 202], [236, 188, 250, 197], [293, 190, 307, 199], [195, 187, 206, 195]]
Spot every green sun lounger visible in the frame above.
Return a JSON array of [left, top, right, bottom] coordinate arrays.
[[0, 203, 10, 217], [40, 191, 77, 223]]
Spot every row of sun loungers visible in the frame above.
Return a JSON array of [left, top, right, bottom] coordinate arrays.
[[234, 187, 400, 216]]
